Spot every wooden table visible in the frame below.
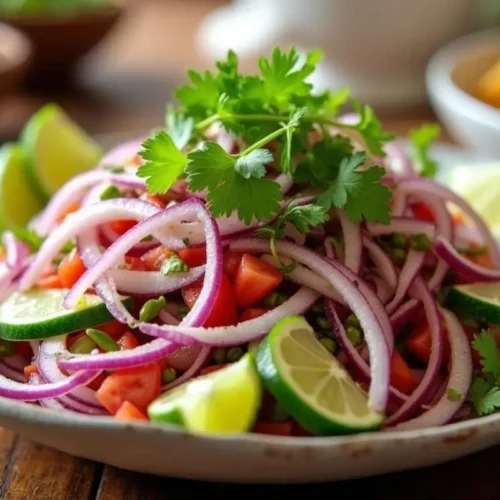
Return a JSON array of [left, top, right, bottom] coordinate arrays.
[[0, 1, 499, 497]]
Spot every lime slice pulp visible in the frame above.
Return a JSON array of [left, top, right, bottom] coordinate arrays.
[[148, 353, 262, 434], [21, 103, 103, 201], [0, 143, 44, 233], [256, 316, 384, 435]]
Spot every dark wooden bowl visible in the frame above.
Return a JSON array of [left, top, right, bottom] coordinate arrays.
[[0, 6, 123, 89], [0, 22, 32, 101]]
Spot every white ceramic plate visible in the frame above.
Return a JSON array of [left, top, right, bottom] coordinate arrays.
[[0, 140, 498, 484]]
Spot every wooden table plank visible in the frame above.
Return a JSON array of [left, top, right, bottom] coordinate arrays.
[[0, 439, 99, 500]]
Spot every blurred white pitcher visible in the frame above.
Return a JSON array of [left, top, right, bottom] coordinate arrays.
[[196, 0, 482, 108]]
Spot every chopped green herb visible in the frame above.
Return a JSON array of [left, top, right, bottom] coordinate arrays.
[[100, 184, 121, 201], [160, 255, 190, 275], [139, 296, 167, 322], [409, 124, 440, 178], [447, 388, 463, 402]]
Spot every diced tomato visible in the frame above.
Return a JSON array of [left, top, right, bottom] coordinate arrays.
[[14, 342, 33, 361], [405, 321, 451, 365], [140, 246, 175, 271], [233, 254, 283, 308], [144, 194, 166, 209], [468, 249, 494, 269], [123, 255, 149, 271], [200, 363, 229, 375], [96, 321, 128, 339], [411, 202, 435, 223], [254, 421, 294, 436], [37, 274, 64, 289], [177, 246, 206, 267], [57, 249, 86, 288], [223, 250, 243, 281], [87, 373, 107, 392], [390, 351, 418, 394], [182, 273, 237, 327], [294, 423, 314, 437], [110, 219, 137, 236], [239, 307, 271, 322], [96, 362, 161, 414], [24, 364, 39, 381], [115, 401, 149, 421], [56, 201, 80, 224], [118, 331, 140, 350]]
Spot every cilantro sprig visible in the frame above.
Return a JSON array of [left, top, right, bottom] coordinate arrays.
[[409, 124, 440, 178], [136, 47, 395, 226]]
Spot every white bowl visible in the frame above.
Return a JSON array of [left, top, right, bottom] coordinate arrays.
[[426, 28, 500, 156]]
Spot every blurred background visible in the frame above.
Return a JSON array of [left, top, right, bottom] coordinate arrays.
[[1, 0, 500, 150]]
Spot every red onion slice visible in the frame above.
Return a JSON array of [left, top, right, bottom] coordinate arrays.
[[383, 141, 415, 177], [362, 235, 398, 291], [367, 217, 436, 240], [385, 277, 443, 425], [99, 223, 159, 257], [434, 236, 500, 282], [162, 347, 212, 392], [0, 361, 25, 383], [392, 308, 472, 430], [365, 273, 393, 305], [97, 138, 145, 169], [386, 250, 426, 314], [338, 210, 363, 274], [390, 299, 421, 333], [2, 231, 29, 269]]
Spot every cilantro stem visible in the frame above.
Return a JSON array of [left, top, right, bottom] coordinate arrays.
[[195, 113, 221, 131], [239, 124, 289, 156]]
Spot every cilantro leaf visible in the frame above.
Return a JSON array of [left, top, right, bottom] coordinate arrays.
[[137, 131, 188, 194], [175, 70, 220, 120], [409, 124, 440, 178], [468, 377, 500, 416], [446, 388, 463, 402], [185, 142, 282, 224], [165, 106, 194, 150], [11, 226, 44, 252], [283, 204, 329, 234], [317, 152, 392, 223], [472, 330, 500, 380], [351, 101, 395, 157], [235, 149, 273, 179]]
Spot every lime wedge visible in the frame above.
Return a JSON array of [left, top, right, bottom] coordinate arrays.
[[445, 282, 500, 325], [148, 353, 262, 434], [21, 104, 103, 202], [0, 143, 44, 233], [256, 316, 384, 435], [445, 163, 500, 236]]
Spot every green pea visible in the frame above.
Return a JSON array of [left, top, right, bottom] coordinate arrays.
[[311, 301, 324, 314], [316, 316, 330, 330], [264, 292, 287, 307], [86, 329, 119, 352], [69, 335, 96, 354], [162, 368, 177, 384], [409, 233, 432, 251], [391, 233, 407, 249], [391, 248, 407, 263], [100, 184, 121, 201], [139, 296, 166, 322], [346, 326, 363, 345], [212, 347, 226, 364], [227, 347, 244, 363], [319, 337, 337, 354], [345, 314, 360, 329], [0, 340, 15, 357]]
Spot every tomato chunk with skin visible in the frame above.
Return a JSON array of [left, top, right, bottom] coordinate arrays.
[[141, 246, 174, 271], [96, 362, 161, 415], [115, 401, 149, 421], [38, 274, 64, 289], [223, 250, 243, 281], [96, 320, 128, 339], [57, 249, 86, 288], [118, 331, 140, 350], [182, 273, 237, 327], [254, 421, 294, 436], [178, 246, 207, 267], [390, 351, 418, 394], [405, 321, 451, 365], [110, 219, 137, 235], [233, 254, 283, 308], [239, 307, 271, 322]]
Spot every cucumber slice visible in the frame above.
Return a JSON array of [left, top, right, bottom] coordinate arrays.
[[0, 289, 133, 341], [445, 282, 500, 325], [148, 353, 262, 434], [256, 316, 384, 435]]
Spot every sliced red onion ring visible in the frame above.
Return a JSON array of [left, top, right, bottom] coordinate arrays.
[[3, 354, 27, 373], [392, 308, 472, 430], [365, 273, 393, 305], [97, 138, 145, 169], [393, 179, 500, 268], [58, 199, 223, 370], [0, 361, 25, 383], [260, 255, 344, 304], [229, 238, 390, 412], [434, 236, 500, 282], [367, 217, 436, 240], [383, 141, 415, 177], [386, 250, 426, 314], [390, 299, 421, 333], [386, 277, 443, 425], [338, 210, 362, 274], [38, 337, 103, 409], [99, 223, 159, 257], [2, 231, 29, 269], [362, 235, 398, 291]]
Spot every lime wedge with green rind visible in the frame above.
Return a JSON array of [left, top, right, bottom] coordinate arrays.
[[0, 289, 134, 341], [21, 103, 103, 202], [148, 353, 262, 434], [256, 316, 384, 435], [445, 282, 500, 325], [0, 143, 44, 234]]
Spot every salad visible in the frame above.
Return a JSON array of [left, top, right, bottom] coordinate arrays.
[[0, 47, 499, 437]]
